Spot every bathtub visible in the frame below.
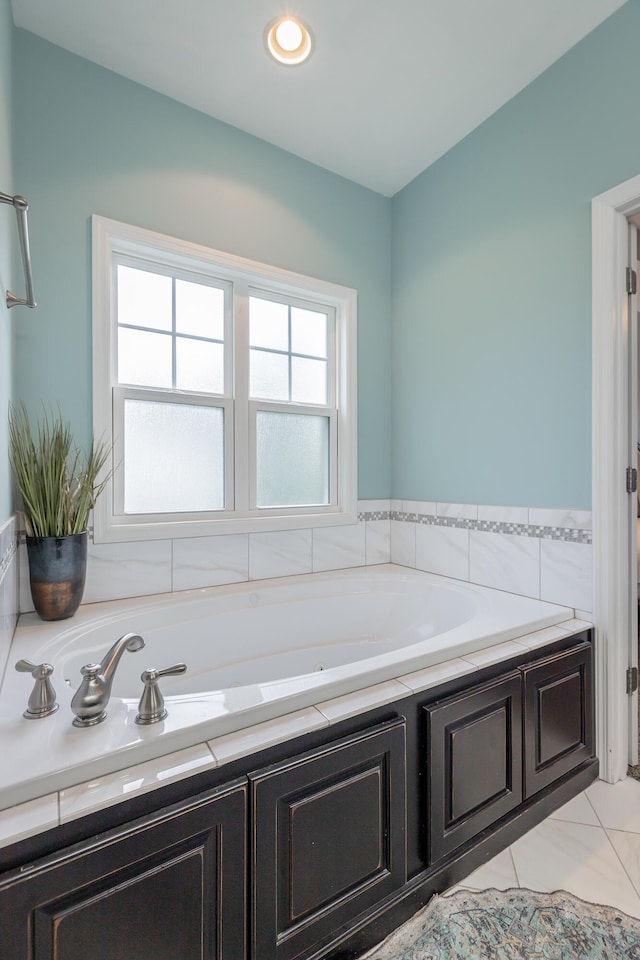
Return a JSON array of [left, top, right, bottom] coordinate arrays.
[[1, 564, 579, 812]]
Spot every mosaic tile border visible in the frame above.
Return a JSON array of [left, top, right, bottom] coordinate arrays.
[[358, 510, 592, 545]]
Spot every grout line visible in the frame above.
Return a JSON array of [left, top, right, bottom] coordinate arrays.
[[508, 846, 521, 888]]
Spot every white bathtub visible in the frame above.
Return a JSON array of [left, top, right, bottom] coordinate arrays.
[[50, 564, 572, 699], [2, 565, 579, 812]]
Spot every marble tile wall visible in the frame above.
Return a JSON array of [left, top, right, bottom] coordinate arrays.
[[390, 500, 592, 613], [15, 499, 593, 614], [0, 515, 18, 680], [17, 501, 392, 612]]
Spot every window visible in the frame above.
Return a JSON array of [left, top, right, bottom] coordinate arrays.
[[92, 217, 357, 542]]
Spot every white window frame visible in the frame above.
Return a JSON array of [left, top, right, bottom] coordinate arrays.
[[92, 215, 357, 542]]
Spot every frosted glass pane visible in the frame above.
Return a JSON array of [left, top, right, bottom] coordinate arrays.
[[118, 328, 172, 388], [250, 349, 289, 400], [249, 297, 289, 350], [256, 412, 329, 507], [176, 279, 224, 340], [124, 400, 224, 513], [291, 307, 328, 358], [176, 338, 224, 393], [291, 357, 327, 404], [117, 265, 172, 331]]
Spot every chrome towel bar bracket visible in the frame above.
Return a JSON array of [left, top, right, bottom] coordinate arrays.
[[0, 190, 36, 309]]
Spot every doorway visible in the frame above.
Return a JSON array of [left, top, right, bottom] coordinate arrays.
[[592, 176, 640, 783]]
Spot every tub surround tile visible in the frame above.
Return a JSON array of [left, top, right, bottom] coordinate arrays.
[[315, 680, 410, 724], [249, 529, 313, 580], [0, 792, 59, 847], [312, 522, 366, 572], [390, 520, 415, 568], [461, 639, 529, 669], [402, 500, 436, 520], [437, 502, 478, 521], [469, 531, 540, 599], [0, 516, 18, 684], [397, 658, 478, 693], [554, 616, 593, 634], [415, 523, 469, 581], [83, 538, 173, 604], [515, 624, 579, 650], [529, 508, 593, 531], [477, 505, 529, 525], [172, 534, 249, 591], [208, 707, 329, 767], [365, 519, 391, 565], [540, 539, 592, 613], [358, 499, 390, 521], [59, 744, 217, 823]]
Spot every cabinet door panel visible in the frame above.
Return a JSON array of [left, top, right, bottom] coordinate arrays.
[[523, 641, 593, 797], [0, 779, 247, 960], [427, 673, 522, 863], [250, 718, 406, 960]]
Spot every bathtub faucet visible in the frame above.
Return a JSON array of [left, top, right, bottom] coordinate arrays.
[[71, 633, 145, 727]]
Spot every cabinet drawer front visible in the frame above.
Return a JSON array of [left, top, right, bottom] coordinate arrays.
[[0, 780, 247, 960], [426, 673, 523, 863], [522, 641, 594, 797], [250, 718, 406, 960]]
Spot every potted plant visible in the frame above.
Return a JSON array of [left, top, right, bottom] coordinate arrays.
[[9, 403, 111, 621]]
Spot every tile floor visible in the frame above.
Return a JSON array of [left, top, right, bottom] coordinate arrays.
[[448, 777, 640, 919]]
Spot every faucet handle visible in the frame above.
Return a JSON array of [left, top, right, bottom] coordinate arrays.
[[15, 659, 59, 719], [135, 663, 187, 725]]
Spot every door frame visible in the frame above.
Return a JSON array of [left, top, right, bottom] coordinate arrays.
[[592, 174, 640, 783]]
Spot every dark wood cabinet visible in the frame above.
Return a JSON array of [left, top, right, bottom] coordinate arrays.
[[250, 718, 406, 960], [0, 630, 596, 960], [522, 641, 593, 797], [0, 779, 247, 960], [426, 672, 523, 862]]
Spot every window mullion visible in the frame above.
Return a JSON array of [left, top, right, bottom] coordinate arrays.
[[234, 279, 250, 515], [171, 277, 177, 388]]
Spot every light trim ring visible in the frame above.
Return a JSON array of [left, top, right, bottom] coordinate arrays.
[[266, 16, 313, 66]]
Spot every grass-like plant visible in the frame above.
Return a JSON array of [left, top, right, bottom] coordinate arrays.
[[9, 403, 111, 538]]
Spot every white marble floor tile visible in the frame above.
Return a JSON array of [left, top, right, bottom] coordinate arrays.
[[460, 848, 519, 891], [606, 828, 640, 898], [586, 777, 640, 833], [547, 791, 600, 826], [510, 817, 640, 918]]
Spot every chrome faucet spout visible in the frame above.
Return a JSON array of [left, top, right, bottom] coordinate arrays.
[[71, 633, 145, 727]]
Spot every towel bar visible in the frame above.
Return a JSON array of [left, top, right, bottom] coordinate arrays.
[[0, 190, 36, 309]]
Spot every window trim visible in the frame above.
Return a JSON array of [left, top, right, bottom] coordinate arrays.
[[92, 215, 357, 543]]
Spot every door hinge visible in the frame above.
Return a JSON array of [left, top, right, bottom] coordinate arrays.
[[627, 267, 637, 295], [627, 666, 638, 695], [626, 466, 638, 493]]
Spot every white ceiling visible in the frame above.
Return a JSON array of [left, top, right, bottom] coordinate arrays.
[[11, 0, 628, 196]]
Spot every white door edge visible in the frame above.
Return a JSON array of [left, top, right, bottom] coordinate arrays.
[[592, 174, 640, 783]]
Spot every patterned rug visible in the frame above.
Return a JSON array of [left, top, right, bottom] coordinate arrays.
[[362, 888, 640, 959]]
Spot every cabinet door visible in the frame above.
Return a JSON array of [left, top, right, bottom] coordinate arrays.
[[427, 672, 522, 863], [522, 641, 594, 797], [250, 718, 406, 960], [0, 779, 247, 960]]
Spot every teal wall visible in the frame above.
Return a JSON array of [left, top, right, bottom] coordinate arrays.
[[12, 31, 392, 500], [391, 0, 639, 509], [0, 0, 13, 522], [11, 3, 640, 514]]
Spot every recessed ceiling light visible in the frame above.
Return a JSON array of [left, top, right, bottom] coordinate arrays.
[[266, 16, 313, 66]]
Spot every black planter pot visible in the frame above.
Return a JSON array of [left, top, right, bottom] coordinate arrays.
[[26, 532, 88, 621]]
